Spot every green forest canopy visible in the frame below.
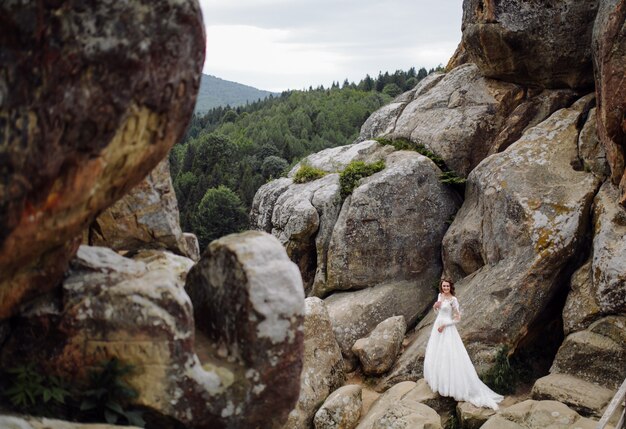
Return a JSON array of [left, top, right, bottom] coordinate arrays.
[[171, 66, 441, 248]]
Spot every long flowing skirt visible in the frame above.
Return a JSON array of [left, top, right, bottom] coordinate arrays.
[[423, 317, 503, 410]]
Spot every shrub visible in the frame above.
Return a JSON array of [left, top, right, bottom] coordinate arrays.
[[1, 358, 144, 427], [480, 346, 518, 394], [293, 164, 328, 183], [339, 160, 385, 199]]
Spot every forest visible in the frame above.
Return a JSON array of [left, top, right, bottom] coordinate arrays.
[[171, 66, 440, 248]]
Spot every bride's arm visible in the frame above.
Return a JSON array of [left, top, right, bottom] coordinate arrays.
[[452, 297, 461, 322], [433, 293, 442, 313]]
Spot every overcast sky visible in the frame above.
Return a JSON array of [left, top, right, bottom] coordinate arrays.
[[199, 0, 463, 92]]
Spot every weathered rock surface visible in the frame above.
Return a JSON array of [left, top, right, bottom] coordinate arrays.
[[355, 381, 442, 429], [89, 158, 195, 259], [1, 232, 305, 428], [271, 174, 341, 294], [288, 140, 395, 177], [352, 316, 406, 375], [358, 73, 445, 141], [532, 373, 614, 418], [462, 0, 598, 89], [0, 416, 140, 429], [563, 181, 626, 333], [284, 298, 345, 429], [403, 379, 457, 417], [593, 0, 626, 204], [589, 182, 626, 314], [381, 96, 601, 388], [185, 231, 305, 429], [314, 385, 362, 429], [325, 282, 432, 362], [481, 400, 599, 429], [251, 177, 293, 233], [578, 108, 610, 179], [0, 1, 205, 319], [489, 89, 580, 155], [456, 401, 496, 429], [324, 151, 460, 296], [551, 316, 626, 390], [390, 63, 524, 176]]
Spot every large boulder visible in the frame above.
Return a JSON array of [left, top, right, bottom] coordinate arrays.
[[481, 400, 599, 429], [284, 298, 345, 429], [462, 0, 599, 89], [390, 63, 524, 177], [184, 231, 305, 429], [532, 373, 614, 418], [380, 96, 602, 388], [352, 316, 406, 375], [355, 381, 442, 429], [593, 0, 626, 205], [314, 385, 362, 429], [89, 158, 196, 259], [325, 282, 432, 363], [550, 316, 626, 390], [0, 1, 205, 318], [324, 151, 460, 296]]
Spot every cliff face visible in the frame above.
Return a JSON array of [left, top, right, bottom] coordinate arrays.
[[253, 0, 626, 421]]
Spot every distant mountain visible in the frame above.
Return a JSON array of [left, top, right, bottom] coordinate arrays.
[[194, 74, 278, 113]]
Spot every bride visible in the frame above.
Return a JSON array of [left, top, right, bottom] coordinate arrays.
[[423, 279, 503, 410]]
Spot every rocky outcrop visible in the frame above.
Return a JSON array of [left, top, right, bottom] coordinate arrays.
[[550, 316, 626, 390], [462, 0, 598, 89], [1, 231, 304, 429], [284, 298, 345, 429], [380, 96, 602, 388], [325, 282, 432, 363], [89, 158, 197, 259], [0, 1, 205, 319], [355, 381, 442, 429], [324, 151, 460, 296], [390, 63, 524, 177], [184, 231, 305, 429], [352, 316, 406, 375], [359, 64, 578, 179], [481, 400, 599, 429], [593, 0, 626, 205], [314, 385, 362, 429], [252, 141, 459, 299], [532, 373, 614, 418]]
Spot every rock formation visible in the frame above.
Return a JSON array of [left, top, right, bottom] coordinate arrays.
[[0, 0, 205, 318], [593, 0, 626, 205], [284, 298, 345, 429], [88, 158, 199, 260], [461, 0, 599, 89]]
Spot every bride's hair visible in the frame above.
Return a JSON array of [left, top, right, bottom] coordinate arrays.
[[439, 278, 455, 295]]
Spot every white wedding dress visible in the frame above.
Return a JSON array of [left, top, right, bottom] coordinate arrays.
[[423, 294, 503, 410]]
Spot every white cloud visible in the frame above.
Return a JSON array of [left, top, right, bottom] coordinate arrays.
[[199, 0, 463, 91]]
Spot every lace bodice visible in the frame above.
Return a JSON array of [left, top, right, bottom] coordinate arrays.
[[436, 293, 460, 321]]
